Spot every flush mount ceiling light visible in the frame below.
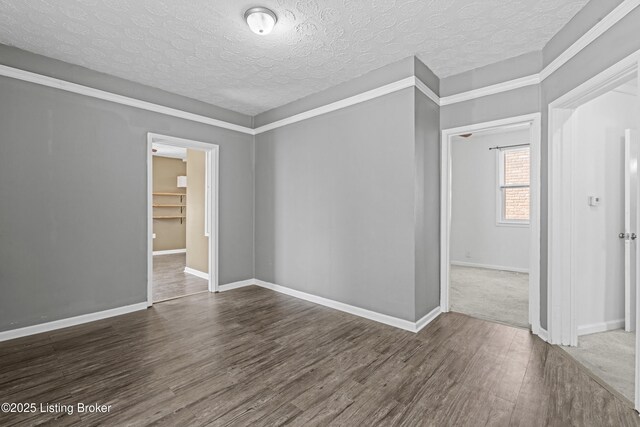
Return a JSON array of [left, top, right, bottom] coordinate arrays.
[[244, 7, 277, 35]]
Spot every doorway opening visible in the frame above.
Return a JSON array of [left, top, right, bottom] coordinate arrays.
[[550, 70, 639, 405], [147, 133, 219, 305], [441, 114, 542, 332], [450, 124, 531, 328]]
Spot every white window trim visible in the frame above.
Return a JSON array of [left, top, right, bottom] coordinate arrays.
[[496, 145, 530, 227]]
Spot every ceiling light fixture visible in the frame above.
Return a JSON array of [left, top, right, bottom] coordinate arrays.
[[244, 7, 277, 35]]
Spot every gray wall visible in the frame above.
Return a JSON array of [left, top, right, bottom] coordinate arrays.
[[254, 58, 441, 323], [254, 57, 416, 127], [439, 0, 640, 330], [450, 129, 531, 271], [255, 88, 418, 321], [254, 57, 439, 128], [414, 89, 441, 319], [439, 50, 542, 132], [4, 0, 637, 333], [0, 48, 254, 332], [414, 57, 440, 96], [440, 85, 540, 131], [542, 0, 624, 68], [440, 51, 542, 97], [0, 44, 253, 128], [439, 50, 541, 130]]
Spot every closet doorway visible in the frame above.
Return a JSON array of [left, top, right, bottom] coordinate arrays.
[[147, 133, 219, 304]]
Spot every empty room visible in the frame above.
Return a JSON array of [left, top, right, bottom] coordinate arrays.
[[448, 123, 533, 329], [1, 1, 640, 425]]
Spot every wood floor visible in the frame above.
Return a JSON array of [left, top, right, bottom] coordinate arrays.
[[1, 286, 638, 426], [153, 253, 208, 302]]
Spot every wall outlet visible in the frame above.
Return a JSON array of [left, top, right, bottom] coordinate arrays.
[[465, 251, 471, 259], [588, 196, 600, 207]]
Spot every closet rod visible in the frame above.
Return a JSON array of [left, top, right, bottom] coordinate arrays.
[[488, 143, 530, 151]]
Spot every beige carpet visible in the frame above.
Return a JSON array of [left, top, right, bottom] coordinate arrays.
[[450, 265, 529, 328], [563, 330, 635, 403]]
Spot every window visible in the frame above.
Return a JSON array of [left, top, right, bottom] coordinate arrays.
[[498, 146, 530, 224]]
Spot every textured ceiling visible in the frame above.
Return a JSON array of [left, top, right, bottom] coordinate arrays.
[[0, 0, 588, 115]]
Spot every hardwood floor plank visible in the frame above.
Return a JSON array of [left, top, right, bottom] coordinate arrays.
[[0, 287, 638, 426], [153, 253, 207, 302], [493, 328, 535, 403]]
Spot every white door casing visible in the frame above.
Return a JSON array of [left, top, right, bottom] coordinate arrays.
[[147, 133, 220, 306], [548, 51, 640, 412]]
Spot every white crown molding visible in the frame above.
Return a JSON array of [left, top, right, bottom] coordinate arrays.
[[432, 0, 639, 106], [413, 77, 440, 105], [253, 77, 417, 134], [1, 0, 636, 137], [0, 302, 147, 342], [256, 0, 638, 130], [440, 74, 540, 106], [0, 64, 255, 135], [184, 267, 209, 280], [152, 248, 186, 256], [218, 279, 255, 292], [550, 47, 639, 108], [540, 0, 640, 81]]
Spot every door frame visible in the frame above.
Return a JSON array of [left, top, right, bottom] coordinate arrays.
[[440, 113, 542, 335], [146, 132, 219, 306], [626, 129, 639, 334], [547, 52, 640, 348]]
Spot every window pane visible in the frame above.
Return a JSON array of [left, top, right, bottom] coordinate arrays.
[[504, 148, 530, 186], [504, 187, 530, 221]]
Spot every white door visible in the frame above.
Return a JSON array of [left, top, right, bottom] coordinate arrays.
[[625, 129, 638, 332]]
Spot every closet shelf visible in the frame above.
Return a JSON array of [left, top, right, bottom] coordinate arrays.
[[153, 193, 186, 223]]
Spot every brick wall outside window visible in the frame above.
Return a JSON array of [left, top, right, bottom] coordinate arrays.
[[502, 148, 530, 221]]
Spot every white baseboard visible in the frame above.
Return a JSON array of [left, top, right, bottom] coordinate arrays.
[[578, 319, 625, 336], [254, 279, 440, 333], [415, 306, 442, 332], [153, 248, 186, 256], [0, 279, 442, 342], [535, 326, 549, 342], [218, 279, 255, 292], [184, 267, 209, 280], [0, 302, 148, 343], [450, 260, 529, 274]]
